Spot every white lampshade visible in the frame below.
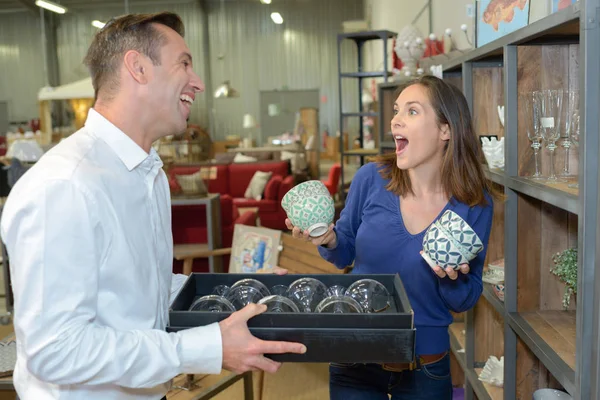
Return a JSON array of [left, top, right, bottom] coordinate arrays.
[[243, 114, 256, 129], [214, 80, 240, 98]]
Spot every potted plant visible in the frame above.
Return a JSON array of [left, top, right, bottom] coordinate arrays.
[[551, 248, 577, 309]]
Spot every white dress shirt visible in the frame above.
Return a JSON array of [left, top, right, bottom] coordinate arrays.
[[0, 109, 223, 400]]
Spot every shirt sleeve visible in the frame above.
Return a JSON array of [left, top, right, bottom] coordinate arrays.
[[318, 164, 373, 269], [437, 196, 494, 313], [1, 180, 222, 389]]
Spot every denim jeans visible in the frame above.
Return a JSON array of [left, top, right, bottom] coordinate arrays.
[[329, 353, 452, 400]]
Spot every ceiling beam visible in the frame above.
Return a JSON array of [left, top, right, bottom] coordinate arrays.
[[15, 0, 38, 15]]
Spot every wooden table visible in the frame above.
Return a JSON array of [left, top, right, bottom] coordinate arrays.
[[171, 193, 223, 274]]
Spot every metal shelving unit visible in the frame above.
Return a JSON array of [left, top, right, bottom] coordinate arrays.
[[337, 30, 396, 199], [418, 1, 600, 398]]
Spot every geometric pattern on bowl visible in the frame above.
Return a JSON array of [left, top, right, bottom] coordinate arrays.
[[283, 194, 335, 237], [436, 210, 484, 258], [422, 223, 470, 269], [281, 180, 331, 211]]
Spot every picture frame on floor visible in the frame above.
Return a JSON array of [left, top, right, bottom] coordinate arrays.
[[229, 225, 282, 274]]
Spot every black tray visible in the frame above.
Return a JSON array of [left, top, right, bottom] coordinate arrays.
[[168, 273, 415, 363]]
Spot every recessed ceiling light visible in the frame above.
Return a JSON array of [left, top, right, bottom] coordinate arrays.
[[35, 0, 67, 14], [260, 0, 272, 4], [270, 12, 283, 24], [92, 20, 106, 29]]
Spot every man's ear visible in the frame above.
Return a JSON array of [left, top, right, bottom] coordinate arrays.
[[440, 124, 451, 141], [123, 50, 149, 84]]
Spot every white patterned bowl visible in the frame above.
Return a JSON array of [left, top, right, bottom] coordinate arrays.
[[422, 223, 471, 269], [436, 210, 484, 259], [282, 182, 335, 237]]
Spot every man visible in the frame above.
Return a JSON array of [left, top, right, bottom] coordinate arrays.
[[0, 12, 306, 400]]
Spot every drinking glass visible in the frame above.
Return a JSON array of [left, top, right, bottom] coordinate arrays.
[[568, 111, 581, 188], [559, 89, 579, 177], [316, 295, 363, 314], [258, 295, 300, 313], [189, 295, 236, 312], [346, 279, 390, 313], [534, 89, 564, 182], [287, 277, 328, 313], [522, 91, 543, 179]]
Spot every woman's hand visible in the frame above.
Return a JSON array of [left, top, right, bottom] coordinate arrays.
[[285, 218, 337, 248], [256, 266, 288, 275], [420, 251, 470, 280]]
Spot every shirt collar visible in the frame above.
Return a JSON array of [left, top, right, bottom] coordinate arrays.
[[85, 108, 153, 171]]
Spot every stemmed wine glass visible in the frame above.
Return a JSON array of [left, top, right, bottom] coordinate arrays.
[[559, 89, 579, 178], [534, 89, 564, 183], [568, 110, 581, 188], [522, 91, 544, 180]]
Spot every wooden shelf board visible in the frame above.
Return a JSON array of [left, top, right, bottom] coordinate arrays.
[[482, 283, 505, 317], [450, 322, 466, 350], [474, 368, 505, 400], [507, 176, 578, 215], [508, 311, 576, 394], [483, 165, 505, 186], [520, 310, 576, 371]]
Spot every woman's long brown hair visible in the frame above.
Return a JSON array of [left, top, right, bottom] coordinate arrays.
[[374, 75, 501, 207]]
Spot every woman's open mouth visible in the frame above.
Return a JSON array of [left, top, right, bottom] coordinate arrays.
[[394, 135, 408, 155]]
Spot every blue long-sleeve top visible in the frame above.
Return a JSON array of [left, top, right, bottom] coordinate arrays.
[[318, 162, 494, 356]]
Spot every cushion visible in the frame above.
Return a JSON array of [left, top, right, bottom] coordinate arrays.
[[234, 153, 258, 163], [244, 151, 272, 161], [281, 150, 307, 172], [214, 152, 237, 164], [244, 171, 272, 200], [174, 171, 208, 195], [263, 175, 282, 200]]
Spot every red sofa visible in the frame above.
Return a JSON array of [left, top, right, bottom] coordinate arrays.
[[171, 194, 257, 273], [168, 160, 294, 231]]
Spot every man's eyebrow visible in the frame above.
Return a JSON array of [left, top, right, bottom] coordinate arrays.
[[179, 52, 193, 62]]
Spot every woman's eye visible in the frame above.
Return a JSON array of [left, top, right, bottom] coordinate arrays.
[[393, 109, 398, 115], [409, 108, 418, 115]]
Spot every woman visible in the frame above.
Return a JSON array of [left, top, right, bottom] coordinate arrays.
[[286, 75, 497, 399]]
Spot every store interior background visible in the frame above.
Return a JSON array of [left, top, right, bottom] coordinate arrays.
[[0, 0, 572, 399]]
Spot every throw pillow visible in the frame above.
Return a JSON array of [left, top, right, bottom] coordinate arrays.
[[244, 171, 273, 200], [233, 153, 258, 163], [174, 170, 208, 195], [281, 150, 307, 172]]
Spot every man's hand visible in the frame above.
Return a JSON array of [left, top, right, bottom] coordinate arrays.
[[285, 219, 337, 248], [219, 303, 307, 374]]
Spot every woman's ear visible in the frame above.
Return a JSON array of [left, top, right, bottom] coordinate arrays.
[[440, 124, 451, 141]]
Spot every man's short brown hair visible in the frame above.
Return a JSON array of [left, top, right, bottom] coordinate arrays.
[[83, 12, 184, 100]]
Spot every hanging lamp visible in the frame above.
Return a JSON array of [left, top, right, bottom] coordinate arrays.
[[214, 0, 240, 99]]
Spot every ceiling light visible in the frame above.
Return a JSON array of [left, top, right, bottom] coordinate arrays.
[[91, 20, 106, 29], [270, 12, 283, 24], [260, 0, 272, 3], [35, 0, 67, 14]]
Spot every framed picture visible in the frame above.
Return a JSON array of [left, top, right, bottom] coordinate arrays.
[[476, 0, 531, 48], [552, 0, 577, 13], [229, 225, 282, 274]]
